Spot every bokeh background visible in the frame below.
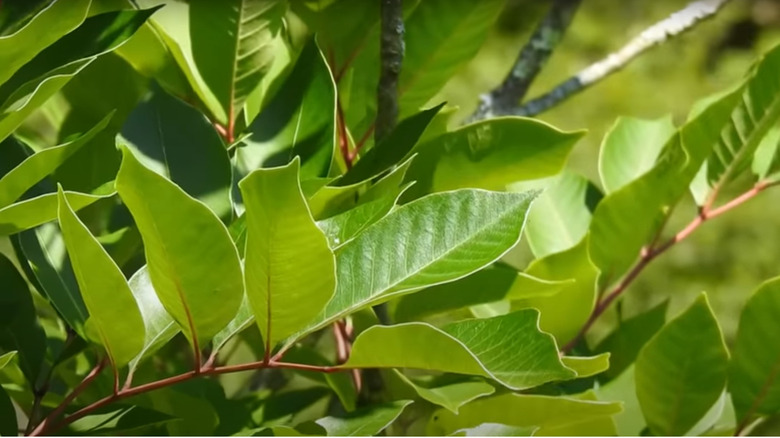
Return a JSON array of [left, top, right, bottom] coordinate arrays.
[[437, 0, 780, 342]]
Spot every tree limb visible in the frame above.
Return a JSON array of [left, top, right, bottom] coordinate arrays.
[[470, 0, 582, 122], [375, 0, 404, 142], [505, 0, 732, 118]]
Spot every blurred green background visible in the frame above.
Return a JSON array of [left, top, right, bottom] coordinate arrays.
[[437, 0, 780, 342]]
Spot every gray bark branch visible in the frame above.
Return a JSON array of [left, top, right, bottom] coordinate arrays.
[[375, 0, 404, 142], [469, 0, 582, 123], [513, 0, 732, 118]]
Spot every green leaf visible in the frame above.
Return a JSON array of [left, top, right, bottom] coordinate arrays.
[[513, 239, 598, 344], [300, 189, 538, 337], [57, 187, 145, 367], [189, 0, 286, 127], [595, 366, 645, 436], [403, 118, 583, 200], [706, 45, 780, 187], [562, 354, 611, 379], [211, 295, 254, 355], [127, 266, 179, 372], [313, 400, 412, 436], [594, 300, 668, 381], [120, 89, 232, 220], [0, 351, 17, 371], [589, 87, 742, 283], [598, 116, 676, 194], [524, 171, 594, 259], [393, 264, 568, 322], [427, 393, 623, 436], [392, 371, 495, 414], [343, 311, 575, 390], [452, 423, 537, 436], [0, 0, 90, 85], [317, 182, 410, 249], [115, 145, 243, 347], [752, 125, 780, 179], [0, 253, 46, 384], [12, 223, 87, 335], [635, 294, 729, 436], [66, 404, 176, 436], [0, 188, 113, 236], [0, 7, 157, 142], [238, 40, 336, 182], [399, 0, 504, 116], [0, 385, 15, 437], [729, 277, 780, 424], [239, 158, 336, 351], [0, 115, 111, 208], [338, 105, 443, 186]]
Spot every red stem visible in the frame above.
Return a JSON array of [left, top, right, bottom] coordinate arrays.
[[336, 99, 353, 169], [29, 359, 107, 436], [31, 359, 340, 436], [562, 181, 773, 353]]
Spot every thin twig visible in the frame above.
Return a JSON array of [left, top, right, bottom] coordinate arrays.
[[562, 180, 773, 352], [513, 0, 732, 118], [469, 0, 582, 122], [375, 0, 404, 142]]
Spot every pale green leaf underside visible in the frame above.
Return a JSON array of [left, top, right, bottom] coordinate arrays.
[[116, 146, 243, 346], [427, 393, 623, 436], [239, 158, 336, 349], [343, 311, 575, 390]]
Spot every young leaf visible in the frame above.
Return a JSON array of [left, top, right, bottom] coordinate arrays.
[[120, 89, 232, 220], [0, 7, 157, 142], [524, 171, 595, 259], [427, 393, 623, 436], [0, 0, 89, 85], [189, 0, 286, 128], [399, 0, 504, 116], [562, 354, 611, 378], [57, 187, 145, 368], [0, 253, 46, 385], [635, 294, 729, 436], [116, 146, 243, 348], [127, 266, 179, 372], [729, 277, 780, 425], [403, 118, 583, 200], [343, 311, 576, 390], [300, 189, 538, 337], [589, 87, 743, 283], [313, 400, 412, 436], [598, 116, 676, 194], [513, 239, 598, 344], [238, 158, 336, 352]]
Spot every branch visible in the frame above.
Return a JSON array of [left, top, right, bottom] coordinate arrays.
[[562, 180, 774, 353], [375, 0, 404, 142], [469, 0, 582, 122], [29, 358, 107, 436], [30, 359, 341, 436], [512, 0, 732, 118]]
